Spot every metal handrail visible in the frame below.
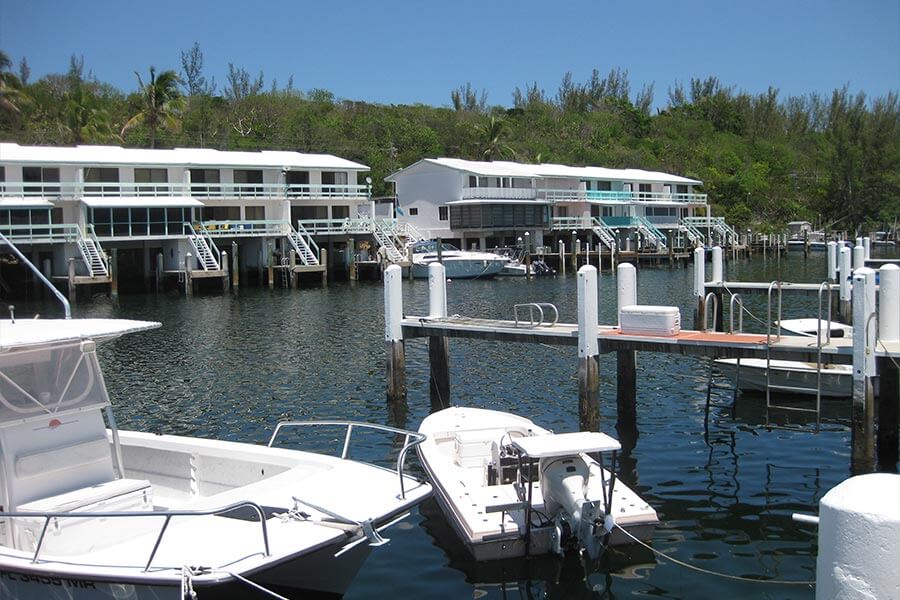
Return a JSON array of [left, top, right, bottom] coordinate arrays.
[[267, 420, 427, 499], [703, 292, 719, 333], [513, 303, 559, 328], [294, 221, 320, 257], [1, 500, 270, 570], [0, 232, 71, 318]]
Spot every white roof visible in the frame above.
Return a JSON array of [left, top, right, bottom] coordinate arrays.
[[0, 319, 161, 350], [386, 157, 701, 185], [0, 143, 369, 171]]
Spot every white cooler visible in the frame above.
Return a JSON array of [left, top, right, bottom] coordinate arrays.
[[619, 305, 681, 336]]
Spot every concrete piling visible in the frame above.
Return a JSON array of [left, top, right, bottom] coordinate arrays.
[[384, 265, 406, 405], [428, 263, 450, 411], [693, 246, 706, 330], [616, 263, 637, 435], [877, 264, 900, 468], [577, 265, 600, 432], [839, 246, 852, 323], [851, 267, 877, 473], [827, 241, 837, 283]]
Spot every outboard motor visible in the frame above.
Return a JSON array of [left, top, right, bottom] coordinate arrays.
[[540, 456, 606, 560]]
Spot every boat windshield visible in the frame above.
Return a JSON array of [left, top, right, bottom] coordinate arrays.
[[0, 341, 109, 423], [413, 241, 460, 254]]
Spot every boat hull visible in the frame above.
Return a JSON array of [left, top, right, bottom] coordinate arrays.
[[715, 358, 852, 397], [411, 258, 506, 279]]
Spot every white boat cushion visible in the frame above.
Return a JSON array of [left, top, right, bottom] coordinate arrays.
[[14, 436, 111, 479], [17, 478, 152, 513]]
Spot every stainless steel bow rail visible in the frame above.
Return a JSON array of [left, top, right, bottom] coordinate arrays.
[[0, 500, 271, 571], [267, 420, 427, 499]]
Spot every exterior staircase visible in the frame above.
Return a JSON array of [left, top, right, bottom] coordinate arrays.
[[680, 219, 705, 247], [77, 227, 109, 277], [634, 216, 667, 250], [373, 219, 407, 263], [186, 224, 221, 270], [589, 217, 616, 250], [683, 217, 739, 246], [286, 222, 320, 266]]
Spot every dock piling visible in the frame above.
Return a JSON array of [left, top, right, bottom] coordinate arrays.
[[839, 246, 852, 322], [428, 263, 450, 410], [110, 247, 118, 300], [616, 263, 638, 434], [877, 265, 900, 468], [853, 244, 865, 271], [67, 258, 75, 303], [221, 251, 229, 292], [184, 253, 193, 298], [231, 242, 239, 289], [693, 247, 706, 330], [827, 241, 837, 283], [384, 265, 406, 404], [711, 246, 724, 331], [155, 252, 163, 293], [863, 236, 871, 261], [851, 267, 877, 472], [577, 265, 600, 432]]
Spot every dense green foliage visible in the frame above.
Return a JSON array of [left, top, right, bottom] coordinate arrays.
[[1, 49, 897, 232]]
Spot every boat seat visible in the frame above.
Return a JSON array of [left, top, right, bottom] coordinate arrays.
[[15, 436, 111, 480], [17, 478, 151, 514]]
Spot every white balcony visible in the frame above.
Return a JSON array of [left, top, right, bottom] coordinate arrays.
[[460, 187, 537, 201], [538, 189, 707, 204], [0, 182, 369, 201]]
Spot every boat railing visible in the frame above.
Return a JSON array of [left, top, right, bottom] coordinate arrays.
[[0, 232, 71, 318], [0, 500, 270, 571], [267, 420, 427, 499], [513, 303, 559, 328]]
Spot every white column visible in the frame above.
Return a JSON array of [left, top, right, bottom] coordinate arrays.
[[693, 246, 706, 300], [879, 264, 900, 344], [384, 265, 403, 342], [577, 266, 599, 358], [827, 241, 837, 283], [711, 246, 723, 283], [617, 263, 637, 326], [428, 263, 447, 318], [839, 246, 852, 302], [853, 245, 865, 271], [863, 236, 871, 261], [852, 267, 877, 380]]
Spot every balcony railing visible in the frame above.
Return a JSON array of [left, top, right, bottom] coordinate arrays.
[[539, 189, 707, 204], [460, 187, 537, 200], [0, 223, 82, 243], [0, 182, 369, 200]]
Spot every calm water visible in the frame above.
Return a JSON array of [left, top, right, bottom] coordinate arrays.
[[16, 249, 898, 599]]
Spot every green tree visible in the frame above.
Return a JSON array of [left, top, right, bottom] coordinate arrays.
[[121, 67, 185, 148], [0, 50, 28, 118]]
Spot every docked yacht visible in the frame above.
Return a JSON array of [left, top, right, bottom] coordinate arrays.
[[417, 407, 657, 562], [715, 319, 854, 397], [0, 317, 431, 599], [410, 241, 508, 279]]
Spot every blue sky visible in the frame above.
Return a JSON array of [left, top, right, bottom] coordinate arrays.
[[1, 0, 897, 109]]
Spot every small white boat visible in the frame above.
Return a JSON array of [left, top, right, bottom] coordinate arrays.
[[0, 318, 431, 599], [715, 319, 854, 397], [411, 241, 508, 279], [417, 407, 657, 562]]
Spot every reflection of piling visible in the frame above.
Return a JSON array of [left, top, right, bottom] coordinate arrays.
[[384, 265, 406, 405], [184, 253, 193, 298], [616, 263, 637, 434], [428, 263, 450, 411], [577, 266, 600, 432]]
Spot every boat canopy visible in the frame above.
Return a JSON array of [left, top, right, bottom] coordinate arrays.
[[412, 240, 460, 253]]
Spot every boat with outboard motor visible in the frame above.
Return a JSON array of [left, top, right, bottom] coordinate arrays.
[[0, 316, 431, 599], [417, 407, 657, 562], [715, 318, 855, 397], [410, 240, 509, 279]]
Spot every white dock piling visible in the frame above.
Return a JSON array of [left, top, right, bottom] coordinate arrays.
[[815, 473, 900, 600], [384, 265, 406, 404], [879, 265, 900, 343], [427, 263, 451, 409], [616, 263, 637, 325], [851, 267, 877, 471], [839, 246, 852, 322], [878, 264, 900, 467], [711, 246, 723, 283], [693, 246, 705, 330], [577, 265, 600, 431], [853, 245, 865, 271], [863, 236, 871, 260], [827, 241, 837, 283]]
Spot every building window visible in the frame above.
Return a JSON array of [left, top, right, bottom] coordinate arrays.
[[234, 169, 263, 196], [89, 206, 188, 238], [321, 171, 348, 194], [332, 205, 349, 220], [83, 167, 119, 195], [190, 168, 221, 196], [439, 206, 448, 221], [245, 206, 264, 220], [134, 168, 168, 195], [286, 171, 310, 196], [408, 207, 418, 216], [638, 183, 652, 199], [468, 175, 477, 188], [22, 166, 61, 195]]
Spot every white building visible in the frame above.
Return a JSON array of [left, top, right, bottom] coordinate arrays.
[[386, 158, 735, 251], [0, 143, 371, 284]]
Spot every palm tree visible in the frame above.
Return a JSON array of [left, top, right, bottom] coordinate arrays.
[[0, 50, 28, 118], [121, 67, 185, 148], [65, 83, 119, 144], [476, 115, 515, 161]]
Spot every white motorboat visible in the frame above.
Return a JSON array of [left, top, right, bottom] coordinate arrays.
[[0, 318, 431, 599], [410, 241, 508, 279], [417, 407, 658, 562], [715, 318, 854, 397]]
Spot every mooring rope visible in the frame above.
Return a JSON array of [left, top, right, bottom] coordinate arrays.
[[613, 525, 815, 586], [223, 571, 292, 600]]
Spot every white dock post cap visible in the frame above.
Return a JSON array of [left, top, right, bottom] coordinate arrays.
[[577, 265, 599, 358], [384, 264, 403, 342], [815, 473, 900, 600], [428, 262, 448, 318], [616, 263, 637, 326], [853, 245, 865, 271], [863, 236, 871, 261], [693, 246, 705, 299], [879, 264, 900, 344], [711, 246, 723, 284]]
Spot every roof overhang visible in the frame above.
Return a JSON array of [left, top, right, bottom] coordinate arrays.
[[81, 197, 205, 208], [0, 198, 55, 208]]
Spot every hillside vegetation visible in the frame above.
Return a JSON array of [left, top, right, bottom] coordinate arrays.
[[1, 48, 897, 232]]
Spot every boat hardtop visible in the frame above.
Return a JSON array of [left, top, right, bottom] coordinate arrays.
[[0, 316, 431, 598], [417, 406, 657, 562]]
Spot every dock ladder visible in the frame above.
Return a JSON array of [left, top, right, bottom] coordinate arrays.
[[705, 293, 745, 425], [286, 222, 320, 266], [77, 225, 109, 278], [185, 224, 221, 271], [763, 281, 833, 431]]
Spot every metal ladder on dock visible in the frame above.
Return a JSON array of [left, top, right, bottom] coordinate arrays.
[[286, 222, 320, 266], [76, 226, 109, 277], [763, 281, 833, 431], [280, 257, 291, 288], [705, 294, 744, 424], [185, 224, 221, 271]]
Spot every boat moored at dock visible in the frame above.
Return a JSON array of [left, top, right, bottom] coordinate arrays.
[[416, 407, 658, 562], [410, 241, 509, 279]]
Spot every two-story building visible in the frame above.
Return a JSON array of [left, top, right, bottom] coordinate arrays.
[[0, 143, 372, 290], [385, 158, 735, 252]]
